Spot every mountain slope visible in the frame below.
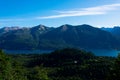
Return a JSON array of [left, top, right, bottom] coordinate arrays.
[[40, 24, 120, 49], [0, 24, 120, 50], [101, 27, 120, 39], [0, 28, 36, 49], [0, 27, 20, 36]]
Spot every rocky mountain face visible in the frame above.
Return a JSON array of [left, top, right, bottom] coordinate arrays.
[[0, 24, 120, 50]]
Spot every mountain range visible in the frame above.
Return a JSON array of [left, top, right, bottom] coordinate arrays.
[[0, 24, 120, 50], [101, 27, 120, 39]]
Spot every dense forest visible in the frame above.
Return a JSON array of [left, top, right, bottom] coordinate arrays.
[[0, 48, 120, 80]]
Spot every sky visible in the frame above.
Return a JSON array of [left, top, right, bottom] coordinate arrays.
[[0, 0, 120, 28]]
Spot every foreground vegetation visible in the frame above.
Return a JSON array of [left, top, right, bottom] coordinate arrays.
[[0, 48, 120, 80]]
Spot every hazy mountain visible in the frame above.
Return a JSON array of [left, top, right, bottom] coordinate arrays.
[[101, 26, 120, 38], [0, 24, 120, 50], [30, 24, 54, 34], [0, 27, 20, 36]]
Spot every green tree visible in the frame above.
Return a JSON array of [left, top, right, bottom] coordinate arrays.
[[28, 66, 49, 80], [0, 49, 13, 80], [107, 53, 120, 80], [12, 60, 28, 80]]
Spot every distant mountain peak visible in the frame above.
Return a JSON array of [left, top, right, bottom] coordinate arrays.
[[32, 24, 48, 31], [3, 26, 20, 31], [0, 27, 20, 33], [114, 26, 120, 28], [79, 24, 94, 28], [113, 26, 120, 29], [30, 24, 54, 34], [61, 25, 68, 31], [38, 24, 46, 31], [59, 24, 74, 31]]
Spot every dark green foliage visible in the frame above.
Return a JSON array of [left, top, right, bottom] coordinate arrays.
[[25, 48, 115, 80], [106, 53, 120, 80], [27, 66, 49, 80], [0, 49, 13, 80], [1, 48, 120, 80], [27, 48, 94, 67]]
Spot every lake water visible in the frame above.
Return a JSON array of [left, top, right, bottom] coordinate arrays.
[[4, 49, 120, 57], [87, 49, 120, 57], [4, 49, 52, 54]]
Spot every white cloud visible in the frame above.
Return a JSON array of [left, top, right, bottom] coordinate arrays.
[[1, 3, 120, 21], [37, 3, 120, 19]]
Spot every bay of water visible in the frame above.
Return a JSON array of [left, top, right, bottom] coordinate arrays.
[[4, 49, 120, 57], [87, 49, 120, 57], [4, 49, 52, 54]]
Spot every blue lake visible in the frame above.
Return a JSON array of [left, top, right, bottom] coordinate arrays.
[[4, 49, 120, 57], [4, 49, 52, 54], [87, 49, 120, 57]]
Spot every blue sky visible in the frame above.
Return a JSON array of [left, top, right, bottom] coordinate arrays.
[[0, 0, 120, 27]]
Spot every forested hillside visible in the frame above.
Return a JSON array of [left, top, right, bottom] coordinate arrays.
[[0, 48, 120, 80]]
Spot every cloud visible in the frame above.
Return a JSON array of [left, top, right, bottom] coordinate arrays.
[[37, 3, 120, 19], [1, 3, 120, 21]]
